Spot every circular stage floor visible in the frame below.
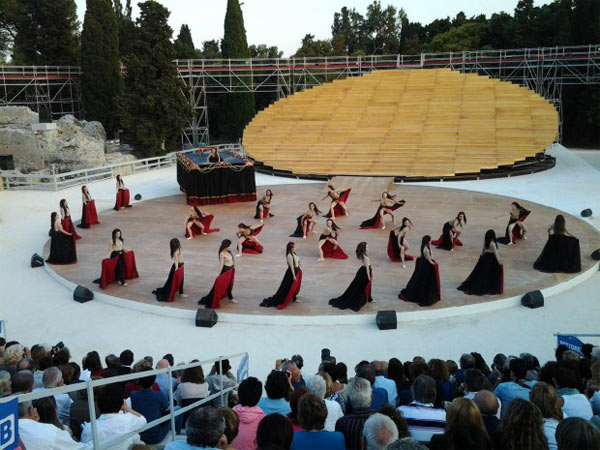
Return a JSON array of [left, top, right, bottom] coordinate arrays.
[[46, 183, 600, 317]]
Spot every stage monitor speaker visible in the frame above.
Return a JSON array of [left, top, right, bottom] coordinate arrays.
[[134, 193, 142, 201], [376, 310, 397, 330], [196, 309, 218, 327], [581, 209, 592, 218], [591, 249, 600, 261], [73, 285, 93, 303], [31, 253, 44, 268], [521, 290, 544, 309]]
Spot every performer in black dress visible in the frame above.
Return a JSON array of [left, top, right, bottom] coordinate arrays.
[[318, 219, 348, 261], [329, 242, 373, 312], [498, 202, 530, 245], [534, 214, 581, 273], [387, 217, 414, 267], [236, 223, 263, 256], [458, 230, 504, 296], [323, 184, 350, 218], [260, 242, 303, 309], [290, 202, 321, 238], [109, 229, 128, 286], [399, 235, 441, 307], [46, 212, 77, 264], [255, 189, 274, 221], [114, 174, 132, 210], [199, 239, 237, 308], [208, 147, 221, 163], [59, 199, 81, 240], [431, 212, 466, 251], [360, 192, 406, 230], [78, 185, 99, 228], [153, 238, 186, 302]]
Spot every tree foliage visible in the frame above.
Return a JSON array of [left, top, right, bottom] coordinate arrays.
[[174, 24, 197, 59], [119, 1, 191, 156], [249, 44, 282, 59], [112, 0, 136, 58]]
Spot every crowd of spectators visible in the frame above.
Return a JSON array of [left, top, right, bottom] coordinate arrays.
[[1, 336, 600, 450]]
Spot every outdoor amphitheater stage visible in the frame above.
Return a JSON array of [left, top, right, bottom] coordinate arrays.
[[45, 183, 600, 323]]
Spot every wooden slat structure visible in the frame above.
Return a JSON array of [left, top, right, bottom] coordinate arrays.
[[242, 68, 559, 178]]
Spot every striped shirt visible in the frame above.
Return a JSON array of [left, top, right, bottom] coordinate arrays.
[[398, 402, 446, 444], [335, 408, 373, 450]]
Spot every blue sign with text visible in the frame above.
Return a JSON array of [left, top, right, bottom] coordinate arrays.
[[0, 398, 18, 450], [557, 334, 584, 356]]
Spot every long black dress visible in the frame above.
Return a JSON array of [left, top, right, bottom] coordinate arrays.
[[433, 222, 454, 250], [46, 229, 77, 264], [110, 250, 126, 285], [153, 263, 184, 302], [497, 217, 518, 245], [399, 258, 440, 306], [198, 265, 234, 307], [290, 215, 308, 238], [260, 264, 301, 307], [534, 234, 581, 273], [457, 252, 503, 296], [329, 265, 373, 312]]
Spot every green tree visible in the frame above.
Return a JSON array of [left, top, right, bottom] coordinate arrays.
[[200, 39, 220, 58], [113, 0, 136, 57], [174, 24, 197, 59], [119, 1, 191, 156], [249, 44, 283, 58], [428, 22, 487, 52], [81, 0, 122, 135], [294, 34, 334, 57]]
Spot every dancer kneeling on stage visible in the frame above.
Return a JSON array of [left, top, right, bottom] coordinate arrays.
[[78, 185, 99, 229], [399, 235, 441, 307], [458, 230, 504, 296], [114, 174, 132, 210], [498, 202, 529, 245], [236, 223, 264, 256], [360, 192, 406, 230], [534, 214, 581, 273], [323, 184, 350, 218], [290, 202, 321, 238], [388, 217, 414, 267], [199, 239, 237, 308], [260, 242, 303, 309], [46, 212, 77, 264], [153, 238, 186, 302], [60, 199, 81, 240], [110, 229, 128, 286], [255, 189, 274, 221], [318, 219, 348, 261], [186, 207, 207, 238], [329, 242, 373, 312], [95, 229, 139, 288], [431, 212, 466, 251]]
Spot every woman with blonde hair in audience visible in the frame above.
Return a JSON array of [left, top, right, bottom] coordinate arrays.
[[428, 358, 452, 403], [498, 398, 548, 450], [445, 397, 486, 433], [530, 382, 563, 450]]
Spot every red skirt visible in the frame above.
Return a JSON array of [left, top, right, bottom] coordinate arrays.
[[185, 214, 220, 237], [114, 189, 131, 211], [322, 241, 348, 259], [61, 217, 81, 240], [83, 200, 100, 227], [324, 189, 351, 218], [99, 251, 139, 288]]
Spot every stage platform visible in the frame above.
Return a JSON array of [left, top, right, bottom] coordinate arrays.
[[45, 182, 600, 322]]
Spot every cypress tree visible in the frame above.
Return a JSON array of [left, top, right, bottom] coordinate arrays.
[[119, 1, 192, 157], [81, 0, 122, 135], [174, 24, 197, 59], [220, 0, 255, 141]]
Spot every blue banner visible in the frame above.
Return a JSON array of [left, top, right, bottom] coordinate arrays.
[[0, 398, 19, 450], [557, 334, 584, 356]]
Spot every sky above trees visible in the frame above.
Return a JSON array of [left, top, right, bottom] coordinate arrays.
[[73, 0, 554, 57]]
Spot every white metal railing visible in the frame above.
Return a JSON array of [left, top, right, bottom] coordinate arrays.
[[0, 143, 244, 191], [1, 352, 249, 450]]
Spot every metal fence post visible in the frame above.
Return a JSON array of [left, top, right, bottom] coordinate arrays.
[[86, 380, 100, 450], [218, 357, 224, 407], [168, 366, 177, 440]]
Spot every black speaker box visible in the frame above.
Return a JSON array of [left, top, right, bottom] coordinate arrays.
[[31, 253, 44, 268], [73, 285, 94, 303], [521, 290, 544, 309], [581, 208, 592, 218], [134, 194, 142, 201], [196, 309, 218, 327], [376, 310, 397, 330], [591, 249, 600, 261]]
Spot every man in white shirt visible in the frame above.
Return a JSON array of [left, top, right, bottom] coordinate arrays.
[[33, 367, 72, 426], [373, 361, 398, 406], [306, 374, 344, 431], [18, 400, 88, 450]]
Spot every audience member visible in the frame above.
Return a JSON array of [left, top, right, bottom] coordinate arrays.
[[165, 407, 228, 450], [287, 386, 308, 432], [18, 399, 84, 449], [306, 374, 344, 431], [258, 370, 291, 416], [37, 366, 72, 426], [220, 407, 240, 448], [494, 358, 537, 416], [232, 377, 265, 450], [33, 397, 63, 431], [454, 353, 476, 385], [398, 375, 446, 444], [282, 360, 305, 390], [473, 390, 501, 437], [362, 413, 399, 450], [12, 370, 34, 394], [0, 370, 10, 397], [82, 351, 103, 379], [206, 359, 237, 407], [292, 393, 345, 449], [373, 361, 398, 406], [430, 425, 493, 450], [356, 362, 389, 409], [588, 360, 600, 415], [120, 349, 134, 375], [387, 358, 410, 395], [155, 359, 178, 398], [130, 370, 170, 444], [256, 413, 293, 450], [554, 367, 593, 419], [335, 376, 374, 450], [530, 382, 563, 450], [376, 405, 410, 439], [556, 417, 600, 450], [174, 365, 209, 405], [497, 398, 548, 450], [387, 438, 428, 450]]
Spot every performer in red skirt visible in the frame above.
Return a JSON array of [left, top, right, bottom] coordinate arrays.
[[153, 238, 186, 302], [114, 175, 132, 210], [185, 206, 220, 239], [78, 185, 99, 229], [458, 230, 504, 296], [199, 239, 237, 308], [329, 242, 373, 311], [323, 184, 350, 219], [534, 215, 581, 273], [318, 219, 348, 261], [255, 189, 274, 221], [59, 199, 81, 240], [399, 235, 441, 307], [290, 202, 321, 238], [46, 212, 77, 264], [360, 192, 406, 230], [94, 228, 139, 288], [497, 202, 530, 245], [236, 223, 264, 256], [387, 217, 414, 267], [260, 242, 303, 309], [431, 212, 466, 251]]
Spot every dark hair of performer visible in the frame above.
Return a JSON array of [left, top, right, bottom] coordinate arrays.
[[400, 217, 413, 231], [309, 202, 321, 215], [356, 241, 368, 260], [484, 229, 497, 249], [50, 212, 58, 229], [219, 239, 232, 257], [266, 189, 273, 199], [286, 241, 295, 255], [170, 238, 181, 258], [457, 211, 467, 225], [59, 199, 68, 216], [553, 214, 566, 234], [420, 235, 432, 257], [326, 218, 340, 232], [112, 228, 123, 246], [81, 185, 91, 200]]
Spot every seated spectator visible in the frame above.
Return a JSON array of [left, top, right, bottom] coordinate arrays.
[[376, 405, 410, 439], [556, 417, 600, 450], [232, 377, 265, 450], [473, 390, 501, 438], [155, 359, 178, 398], [282, 360, 305, 390], [587, 360, 600, 415], [494, 358, 536, 417], [387, 358, 410, 397], [18, 399, 85, 449], [429, 425, 493, 450], [33, 397, 65, 431], [104, 354, 122, 377], [165, 407, 228, 450], [387, 438, 428, 450], [520, 353, 541, 381], [83, 351, 104, 379], [555, 367, 593, 419], [17, 357, 35, 372], [489, 353, 507, 386], [398, 361, 429, 406], [11, 370, 33, 394], [287, 386, 308, 432], [35, 366, 72, 426], [69, 384, 96, 441], [174, 365, 209, 406], [335, 376, 373, 450], [0, 370, 11, 397], [362, 413, 398, 450], [0, 343, 24, 375], [355, 362, 388, 410], [373, 361, 398, 406], [530, 382, 563, 450], [306, 374, 344, 432], [398, 375, 446, 445], [497, 398, 547, 450], [53, 347, 71, 366], [464, 368, 501, 418], [319, 364, 347, 412], [430, 398, 488, 449], [119, 349, 134, 374], [292, 393, 345, 449], [207, 359, 237, 407], [220, 407, 240, 448], [258, 370, 291, 416], [454, 353, 476, 386], [428, 359, 452, 403], [31, 345, 48, 388], [81, 383, 147, 449], [256, 413, 293, 450], [130, 370, 171, 444]]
